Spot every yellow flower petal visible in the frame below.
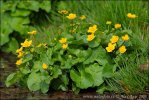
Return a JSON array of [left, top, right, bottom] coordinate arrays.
[[110, 35, 119, 43], [87, 34, 95, 41], [21, 39, 32, 47], [62, 43, 68, 49], [87, 25, 98, 34], [16, 47, 23, 53], [17, 52, 24, 58], [16, 59, 22, 65]]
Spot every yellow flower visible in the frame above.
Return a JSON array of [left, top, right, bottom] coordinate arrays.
[[110, 35, 119, 43], [80, 15, 86, 20], [17, 52, 24, 58], [58, 10, 68, 14], [59, 38, 67, 44], [106, 21, 112, 25], [16, 59, 22, 65], [66, 13, 76, 20], [87, 25, 97, 34], [28, 30, 37, 35], [87, 34, 95, 41], [106, 43, 116, 52], [119, 46, 126, 53], [122, 34, 129, 41], [42, 63, 48, 70], [21, 39, 32, 47], [62, 43, 68, 49], [115, 24, 121, 29], [127, 13, 137, 19], [16, 47, 23, 53]]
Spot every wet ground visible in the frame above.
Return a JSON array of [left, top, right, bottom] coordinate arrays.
[[0, 51, 149, 100]]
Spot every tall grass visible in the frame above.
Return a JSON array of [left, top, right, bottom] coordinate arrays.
[[106, 52, 149, 94]]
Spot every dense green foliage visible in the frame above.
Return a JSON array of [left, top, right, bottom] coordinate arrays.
[[0, 0, 51, 53]]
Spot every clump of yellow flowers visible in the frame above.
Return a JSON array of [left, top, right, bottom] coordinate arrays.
[[87, 25, 97, 41], [127, 13, 137, 19], [106, 34, 129, 54], [59, 38, 68, 49], [66, 13, 76, 20], [106, 43, 116, 52], [15, 30, 36, 66]]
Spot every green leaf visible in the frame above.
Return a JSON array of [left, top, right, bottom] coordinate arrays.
[[102, 64, 115, 78], [11, 9, 31, 16], [5, 73, 16, 87], [60, 75, 69, 85], [88, 38, 101, 48], [1, 13, 13, 46], [5, 72, 22, 87], [46, 48, 54, 65], [51, 67, 62, 79], [1, 38, 19, 53], [59, 84, 68, 91], [57, 1, 68, 10], [23, 54, 33, 63], [72, 83, 80, 94], [40, 81, 49, 93], [27, 72, 41, 91], [17, 1, 40, 12], [70, 67, 94, 89], [20, 67, 31, 74], [40, 54, 50, 65], [85, 63, 104, 86], [62, 60, 71, 69], [32, 61, 42, 72], [40, 1, 51, 12], [84, 46, 107, 65], [10, 17, 30, 34]]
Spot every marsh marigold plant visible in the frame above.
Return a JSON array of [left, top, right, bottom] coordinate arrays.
[[6, 11, 141, 94]]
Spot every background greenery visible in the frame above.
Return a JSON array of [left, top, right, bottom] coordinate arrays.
[[0, 0, 51, 53]]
